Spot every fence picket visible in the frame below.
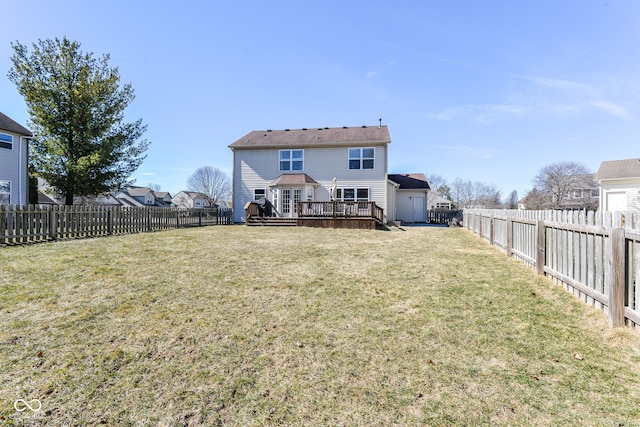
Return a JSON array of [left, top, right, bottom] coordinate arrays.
[[0, 205, 232, 247], [465, 209, 640, 328]]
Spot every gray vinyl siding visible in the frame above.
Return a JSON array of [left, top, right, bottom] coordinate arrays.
[[232, 144, 389, 223], [0, 132, 28, 205]]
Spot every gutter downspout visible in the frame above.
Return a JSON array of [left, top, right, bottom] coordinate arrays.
[[19, 135, 32, 205]]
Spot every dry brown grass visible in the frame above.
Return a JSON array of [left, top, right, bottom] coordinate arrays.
[[1, 225, 640, 426]]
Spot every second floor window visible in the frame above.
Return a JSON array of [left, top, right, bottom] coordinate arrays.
[[279, 150, 303, 171], [0, 133, 13, 150], [349, 147, 374, 170]]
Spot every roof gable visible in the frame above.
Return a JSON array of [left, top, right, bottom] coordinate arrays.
[[269, 173, 319, 186], [126, 186, 153, 197], [596, 158, 640, 181], [0, 112, 32, 136], [229, 125, 391, 149], [388, 174, 430, 190]]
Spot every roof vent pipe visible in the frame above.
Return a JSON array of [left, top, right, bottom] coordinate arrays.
[[378, 118, 382, 128]]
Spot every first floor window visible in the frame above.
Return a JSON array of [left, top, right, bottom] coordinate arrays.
[[336, 187, 369, 201], [0, 133, 12, 150], [0, 180, 10, 204], [254, 188, 266, 201]]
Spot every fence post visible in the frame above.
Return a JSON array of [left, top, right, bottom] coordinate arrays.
[[608, 227, 626, 327], [107, 208, 113, 235], [506, 217, 513, 257], [489, 215, 495, 245], [0, 204, 5, 245], [536, 219, 545, 276], [49, 206, 58, 240], [478, 213, 483, 238]]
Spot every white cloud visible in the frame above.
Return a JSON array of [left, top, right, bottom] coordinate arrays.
[[428, 74, 634, 124], [589, 100, 633, 120], [430, 144, 501, 159], [428, 104, 525, 125]]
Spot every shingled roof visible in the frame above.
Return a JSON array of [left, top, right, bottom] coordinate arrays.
[[269, 173, 320, 186], [0, 112, 32, 136], [595, 158, 640, 180], [388, 173, 431, 190], [229, 125, 391, 148]]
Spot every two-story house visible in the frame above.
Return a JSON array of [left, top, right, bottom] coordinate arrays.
[[229, 125, 391, 224], [172, 191, 213, 208], [0, 112, 32, 205], [115, 186, 173, 207]]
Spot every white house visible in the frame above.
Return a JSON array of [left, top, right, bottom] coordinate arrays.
[[0, 112, 32, 205], [595, 158, 640, 211], [229, 125, 391, 224], [172, 191, 212, 208]]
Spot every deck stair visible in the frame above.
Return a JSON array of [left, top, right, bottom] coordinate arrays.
[[246, 217, 297, 227]]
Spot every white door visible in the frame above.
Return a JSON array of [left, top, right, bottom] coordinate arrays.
[[280, 187, 302, 217], [606, 191, 626, 212], [413, 196, 426, 222]]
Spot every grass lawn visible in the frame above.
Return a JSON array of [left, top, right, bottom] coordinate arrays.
[[1, 225, 640, 426]]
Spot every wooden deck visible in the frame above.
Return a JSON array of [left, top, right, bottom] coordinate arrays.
[[245, 201, 385, 229]]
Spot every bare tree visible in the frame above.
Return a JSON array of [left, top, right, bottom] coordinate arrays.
[[147, 182, 161, 192], [532, 161, 592, 209], [186, 166, 231, 206], [520, 188, 547, 210], [505, 190, 518, 209], [450, 178, 473, 209], [426, 174, 448, 193], [450, 178, 502, 209]]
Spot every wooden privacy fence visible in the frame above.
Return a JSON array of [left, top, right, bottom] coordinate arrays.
[[0, 204, 232, 246], [464, 209, 640, 328]]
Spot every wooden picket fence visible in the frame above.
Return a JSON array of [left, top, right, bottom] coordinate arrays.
[[464, 209, 640, 328], [0, 204, 233, 246]]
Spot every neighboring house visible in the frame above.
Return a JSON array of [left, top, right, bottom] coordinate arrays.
[[427, 192, 453, 210], [388, 173, 430, 223], [172, 191, 213, 208], [115, 186, 173, 207], [559, 173, 599, 210], [596, 158, 640, 211], [73, 194, 125, 206], [0, 112, 32, 205], [229, 125, 392, 223]]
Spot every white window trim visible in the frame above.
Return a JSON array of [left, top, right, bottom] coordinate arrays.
[[348, 147, 375, 170], [336, 187, 370, 201], [279, 149, 304, 172], [254, 188, 267, 201], [0, 133, 13, 150]]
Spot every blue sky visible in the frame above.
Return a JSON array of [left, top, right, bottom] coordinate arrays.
[[2, 1, 639, 200]]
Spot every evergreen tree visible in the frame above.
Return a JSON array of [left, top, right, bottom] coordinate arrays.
[[8, 37, 149, 205]]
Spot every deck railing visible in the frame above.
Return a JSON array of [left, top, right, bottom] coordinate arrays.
[[298, 201, 384, 223]]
